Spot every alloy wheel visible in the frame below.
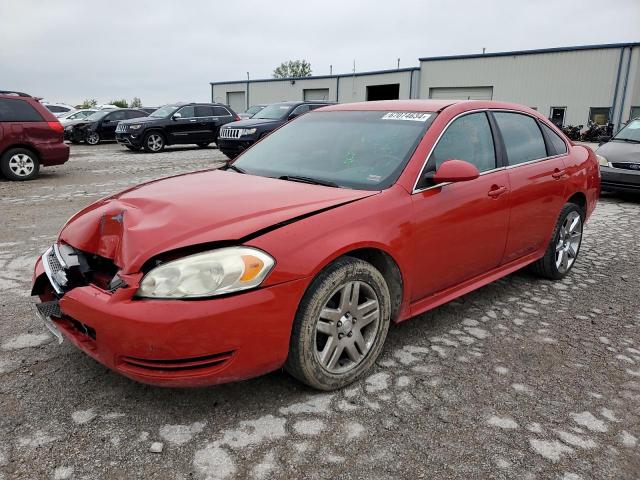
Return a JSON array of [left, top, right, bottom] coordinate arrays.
[[314, 281, 380, 374], [147, 134, 163, 152], [8, 153, 35, 177], [555, 210, 582, 274], [86, 132, 100, 145]]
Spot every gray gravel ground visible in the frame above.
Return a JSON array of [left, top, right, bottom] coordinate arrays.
[[1, 143, 639, 480]]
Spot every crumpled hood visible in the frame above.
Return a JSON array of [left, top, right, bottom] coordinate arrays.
[[59, 169, 377, 274], [596, 140, 640, 163]]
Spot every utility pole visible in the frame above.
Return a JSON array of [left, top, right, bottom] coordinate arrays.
[[482, 48, 486, 54], [330, 65, 333, 75], [397, 58, 400, 69]]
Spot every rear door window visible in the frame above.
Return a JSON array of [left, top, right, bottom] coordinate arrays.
[[212, 106, 231, 116], [0, 99, 43, 122], [106, 111, 127, 121], [196, 106, 215, 117], [430, 112, 496, 172], [493, 112, 547, 165], [126, 110, 145, 119]]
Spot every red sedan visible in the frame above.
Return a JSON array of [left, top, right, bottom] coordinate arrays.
[[32, 100, 599, 390]]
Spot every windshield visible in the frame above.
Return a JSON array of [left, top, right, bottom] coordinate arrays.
[[149, 105, 178, 118], [86, 110, 109, 121], [245, 105, 264, 116], [613, 119, 640, 142], [252, 104, 292, 120], [233, 111, 435, 190]]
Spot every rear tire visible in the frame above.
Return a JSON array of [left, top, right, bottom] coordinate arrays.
[[530, 203, 584, 280], [0, 148, 40, 181], [285, 257, 391, 391], [143, 132, 165, 153]]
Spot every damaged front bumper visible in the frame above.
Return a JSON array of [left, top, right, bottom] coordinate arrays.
[[32, 244, 307, 387]]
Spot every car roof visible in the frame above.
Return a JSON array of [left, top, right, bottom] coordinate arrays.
[[320, 99, 536, 113]]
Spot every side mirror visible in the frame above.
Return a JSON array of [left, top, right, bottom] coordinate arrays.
[[172, 113, 182, 121], [431, 159, 480, 184]]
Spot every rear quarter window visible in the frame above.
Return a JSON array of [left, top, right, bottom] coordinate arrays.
[[493, 112, 547, 166], [540, 123, 568, 155], [212, 106, 231, 116], [0, 99, 44, 122]]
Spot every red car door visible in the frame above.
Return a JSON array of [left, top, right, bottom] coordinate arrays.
[[491, 112, 568, 263], [410, 111, 510, 301]]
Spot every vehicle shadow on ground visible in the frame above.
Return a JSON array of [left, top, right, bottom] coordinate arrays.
[[113, 145, 219, 155]]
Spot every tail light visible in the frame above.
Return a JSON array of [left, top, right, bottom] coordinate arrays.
[[47, 121, 64, 133]]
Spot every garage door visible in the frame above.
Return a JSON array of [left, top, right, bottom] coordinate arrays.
[[304, 88, 330, 101], [429, 87, 493, 100], [226, 91, 246, 113]]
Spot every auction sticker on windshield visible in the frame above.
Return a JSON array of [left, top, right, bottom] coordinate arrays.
[[381, 112, 431, 122]]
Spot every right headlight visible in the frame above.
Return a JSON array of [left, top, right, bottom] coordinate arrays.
[[241, 128, 257, 136], [596, 154, 610, 167], [136, 247, 275, 299]]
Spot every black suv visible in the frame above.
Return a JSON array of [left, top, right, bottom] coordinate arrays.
[[218, 101, 335, 159], [115, 103, 239, 153], [67, 108, 149, 145]]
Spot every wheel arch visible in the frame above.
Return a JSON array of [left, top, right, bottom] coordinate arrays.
[[143, 128, 169, 145], [1, 143, 40, 161], [567, 191, 587, 216]]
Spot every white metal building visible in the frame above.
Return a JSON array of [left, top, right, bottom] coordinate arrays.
[[211, 42, 640, 129]]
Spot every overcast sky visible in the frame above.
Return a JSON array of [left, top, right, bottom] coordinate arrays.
[[1, 0, 638, 107]]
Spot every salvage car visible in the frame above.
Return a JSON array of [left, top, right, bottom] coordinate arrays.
[[115, 103, 238, 152], [67, 108, 149, 145], [238, 104, 267, 119], [1, 90, 69, 180], [218, 101, 334, 159], [32, 100, 599, 390], [596, 117, 640, 192]]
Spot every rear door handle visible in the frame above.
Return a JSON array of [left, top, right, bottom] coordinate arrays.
[[552, 168, 566, 179], [488, 185, 508, 198]]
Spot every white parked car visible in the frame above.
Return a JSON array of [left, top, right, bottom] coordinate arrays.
[[58, 109, 98, 127], [42, 103, 76, 117]]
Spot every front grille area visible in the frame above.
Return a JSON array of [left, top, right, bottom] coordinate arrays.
[[120, 351, 235, 374], [219, 128, 241, 139], [611, 162, 640, 171]]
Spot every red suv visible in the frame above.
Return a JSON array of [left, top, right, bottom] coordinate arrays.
[[0, 90, 69, 181]]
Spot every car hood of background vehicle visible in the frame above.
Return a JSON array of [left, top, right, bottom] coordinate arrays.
[[223, 118, 284, 129], [59, 169, 378, 274], [597, 140, 640, 163], [118, 116, 164, 126]]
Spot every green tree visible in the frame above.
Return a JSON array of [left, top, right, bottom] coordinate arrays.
[[78, 98, 98, 109], [110, 99, 128, 108], [130, 97, 143, 108], [272, 60, 312, 78]]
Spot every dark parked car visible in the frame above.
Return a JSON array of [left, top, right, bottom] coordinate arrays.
[[115, 103, 239, 153], [67, 108, 149, 145], [0, 90, 69, 181], [218, 101, 335, 159], [597, 117, 640, 192], [238, 104, 267, 119]]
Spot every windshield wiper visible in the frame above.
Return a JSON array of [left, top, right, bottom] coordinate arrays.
[[225, 164, 246, 174], [278, 175, 340, 188], [614, 138, 640, 144]]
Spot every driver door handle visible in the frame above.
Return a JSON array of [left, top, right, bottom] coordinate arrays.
[[552, 168, 566, 179], [487, 185, 508, 198]]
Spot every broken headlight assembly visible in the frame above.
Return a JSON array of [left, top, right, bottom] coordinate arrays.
[[136, 247, 275, 299]]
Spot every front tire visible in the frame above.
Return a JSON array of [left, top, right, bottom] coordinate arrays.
[[85, 131, 100, 145], [125, 145, 141, 151], [143, 132, 165, 153], [197, 142, 210, 148], [530, 203, 584, 280], [0, 148, 40, 181], [286, 257, 391, 390]]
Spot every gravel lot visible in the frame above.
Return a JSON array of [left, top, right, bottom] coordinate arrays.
[[0, 143, 639, 480]]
